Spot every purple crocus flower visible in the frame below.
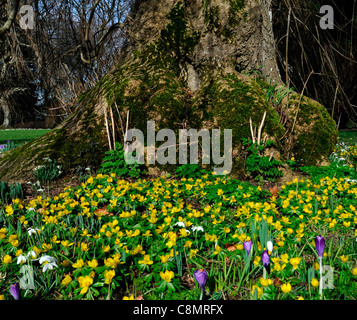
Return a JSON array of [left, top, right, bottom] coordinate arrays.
[[243, 240, 253, 256], [10, 283, 20, 300], [194, 269, 208, 300], [262, 250, 269, 268], [315, 235, 325, 259]]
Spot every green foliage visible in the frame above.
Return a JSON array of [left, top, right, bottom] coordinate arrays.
[[34, 158, 62, 183], [243, 138, 283, 182], [300, 162, 357, 182], [0, 140, 26, 153], [98, 142, 143, 178], [0, 181, 23, 204], [265, 83, 294, 108], [174, 164, 208, 179]]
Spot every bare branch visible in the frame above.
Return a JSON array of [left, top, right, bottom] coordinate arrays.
[[0, 0, 20, 36]]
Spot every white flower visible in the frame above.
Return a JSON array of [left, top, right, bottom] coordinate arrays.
[[267, 240, 273, 253], [174, 221, 186, 228], [27, 227, 40, 236], [27, 250, 38, 259], [17, 254, 27, 265], [42, 261, 58, 272], [39, 255, 58, 272], [39, 255, 57, 264], [191, 226, 204, 232]]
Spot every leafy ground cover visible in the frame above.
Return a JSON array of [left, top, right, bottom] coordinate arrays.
[[0, 130, 357, 300]]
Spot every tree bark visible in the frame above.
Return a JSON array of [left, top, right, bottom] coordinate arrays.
[[125, 0, 281, 89]]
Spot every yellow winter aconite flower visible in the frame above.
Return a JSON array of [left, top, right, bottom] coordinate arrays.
[[61, 240, 74, 247], [281, 283, 292, 293], [160, 254, 171, 263], [42, 243, 52, 252], [184, 240, 192, 248], [61, 274, 72, 286], [138, 255, 153, 266], [290, 257, 301, 270], [251, 285, 263, 298], [104, 270, 115, 284], [2, 255, 12, 264], [79, 242, 89, 252], [340, 255, 349, 262], [142, 230, 152, 237], [351, 268, 357, 276], [311, 278, 319, 287], [190, 249, 198, 258], [214, 245, 222, 255], [5, 205, 14, 216], [88, 259, 98, 268], [72, 259, 85, 269], [78, 275, 93, 294], [123, 295, 134, 300], [102, 245, 111, 253], [253, 255, 261, 266], [259, 278, 272, 287], [104, 256, 124, 268], [160, 270, 174, 283]]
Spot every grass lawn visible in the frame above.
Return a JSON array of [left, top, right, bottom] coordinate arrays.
[[0, 129, 51, 145], [338, 130, 357, 146]]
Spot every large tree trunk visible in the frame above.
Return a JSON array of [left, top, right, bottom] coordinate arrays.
[[124, 0, 282, 87], [0, 0, 338, 182]]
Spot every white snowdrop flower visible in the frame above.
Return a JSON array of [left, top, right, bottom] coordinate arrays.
[[39, 255, 58, 272], [27, 227, 40, 236], [17, 254, 27, 265], [39, 255, 56, 264], [42, 261, 58, 272], [267, 240, 273, 253], [174, 221, 186, 228], [191, 226, 204, 232], [27, 250, 38, 259]]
